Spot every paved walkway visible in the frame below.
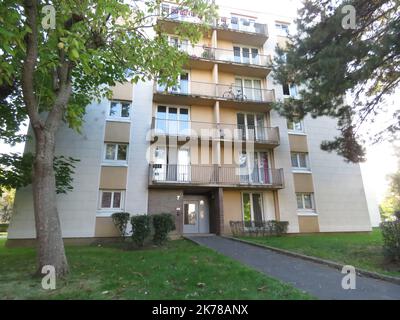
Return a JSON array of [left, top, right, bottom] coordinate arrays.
[[186, 235, 400, 300]]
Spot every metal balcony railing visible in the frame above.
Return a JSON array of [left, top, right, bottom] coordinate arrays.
[[171, 43, 272, 67], [151, 117, 280, 144], [149, 164, 284, 188], [155, 81, 275, 103], [158, 11, 268, 36], [216, 17, 268, 36]]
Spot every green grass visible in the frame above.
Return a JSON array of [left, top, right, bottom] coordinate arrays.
[[239, 228, 400, 277], [0, 238, 313, 300]]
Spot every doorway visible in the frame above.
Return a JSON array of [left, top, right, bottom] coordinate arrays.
[[183, 196, 210, 234]]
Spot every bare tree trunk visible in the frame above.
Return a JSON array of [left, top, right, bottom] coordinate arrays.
[[32, 130, 68, 277]]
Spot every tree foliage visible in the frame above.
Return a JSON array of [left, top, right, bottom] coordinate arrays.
[[380, 145, 400, 220], [273, 0, 399, 162], [0, 0, 216, 276]]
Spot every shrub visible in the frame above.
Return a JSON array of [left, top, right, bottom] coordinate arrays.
[[268, 220, 289, 236], [229, 220, 289, 237], [0, 223, 8, 232], [380, 219, 400, 262], [152, 213, 176, 245], [111, 212, 130, 238], [131, 215, 151, 247]]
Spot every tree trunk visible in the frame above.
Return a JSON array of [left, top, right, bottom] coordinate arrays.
[[32, 130, 68, 277]]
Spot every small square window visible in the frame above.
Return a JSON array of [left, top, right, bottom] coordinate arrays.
[[104, 143, 128, 161], [100, 190, 124, 210], [109, 101, 131, 118]]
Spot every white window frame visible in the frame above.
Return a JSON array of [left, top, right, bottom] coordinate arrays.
[[233, 45, 261, 65], [108, 100, 131, 120], [291, 152, 311, 172], [296, 192, 316, 213], [98, 190, 125, 212], [282, 83, 298, 98], [103, 143, 129, 164], [241, 192, 264, 222], [287, 118, 305, 133], [275, 22, 290, 36], [155, 105, 191, 135]]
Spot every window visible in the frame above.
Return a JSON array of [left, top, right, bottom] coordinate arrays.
[[296, 193, 315, 211], [156, 106, 189, 135], [104, 143, 128, 161], [109, 101, 131, 119], [291, 152, 310, 170], [242, 192, 264, 223], [235, 77, 262, 101], [282, 83, 298, 97], [275, 22, 290, 36], [287, 117, 304, 132], [100, 190, 124, 210], [233, 46, 260, 65]]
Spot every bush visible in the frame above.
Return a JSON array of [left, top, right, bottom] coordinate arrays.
[[380, 219, 400, 262], [229, 220, 289, 237], [268, 220, 289, 236], [152, 213, 176, 245], [111, 212, 130, 237], [0, 223, 8, 232], [130, 215, 151, 247]]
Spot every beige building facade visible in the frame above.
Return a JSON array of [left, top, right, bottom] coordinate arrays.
[[7, 2, 372, 244]]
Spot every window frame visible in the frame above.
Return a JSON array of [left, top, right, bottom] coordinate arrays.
[[108, 100, 131, 120], [291, 152, 310, 171], [275, 22, 290, 36], [287, 117, 304, 133], [98, 190, 125, 211], [241, 192, 265, 222], [296, 192, 316, 213], [103, 143, 129, 163]]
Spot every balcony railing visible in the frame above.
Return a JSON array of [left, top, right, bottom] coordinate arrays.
[[155, 81, 275, 103], [216, 17, 268, 36], [149, 164, 284, 188], [173, 43, 272, 67], [151, 117, 280, 145], [158, 12, 268, 36]]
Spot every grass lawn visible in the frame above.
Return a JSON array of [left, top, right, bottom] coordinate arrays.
[[0, 238, 313, 300], [239, 228, 400, 277]]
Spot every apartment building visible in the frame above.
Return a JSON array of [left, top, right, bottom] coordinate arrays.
[[7, 2, 372, 244]]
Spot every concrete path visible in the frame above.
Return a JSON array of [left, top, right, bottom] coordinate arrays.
[[186, 235, 400, 300]]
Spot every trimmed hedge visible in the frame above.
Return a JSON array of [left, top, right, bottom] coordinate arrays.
[[229, 220, 289, 237], [130, 215, 151, 247], [381, 218, 400, 262], [111, 212, 130, 237], [152, 213, 176, 245]]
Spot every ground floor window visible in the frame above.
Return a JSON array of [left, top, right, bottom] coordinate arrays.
[[242, 192, 264, 223], [296, 192, 315, 211], [99, 190, 124, 210]]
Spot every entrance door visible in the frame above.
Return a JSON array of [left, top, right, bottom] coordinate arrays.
[[183, 196, 210, 234], [183, 200, 199, 233]]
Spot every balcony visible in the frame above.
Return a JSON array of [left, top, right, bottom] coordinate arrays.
[[148, 164, 284, 189], [156, 15, 268, 46], [215, 17, 269, 46], [179, 44, 272, 77], [150, 117, 280, 148], [153, 81, 275, 109]]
